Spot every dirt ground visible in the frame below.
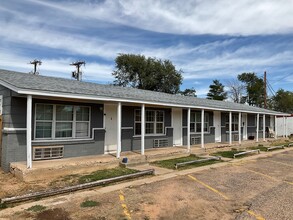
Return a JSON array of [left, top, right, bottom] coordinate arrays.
[[1, 149, 293, 220]]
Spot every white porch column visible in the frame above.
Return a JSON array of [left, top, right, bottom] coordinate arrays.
[[187, 108, 191, 152], [141, 104, 145, 155], [201, 109, 205, 148], [26, 95, 32, 169], [229, 112, 232, 145], [238, 112, 241, 145], [263, 114, 266, 141], [256, 113, 259, 142], [274, 115, 278, 139], [116, 102, 121, 158], [283, 116, 285, 138], [285, 117, 288, 138]]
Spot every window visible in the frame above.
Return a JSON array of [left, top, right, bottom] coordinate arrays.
[[134, 109, 165, 135], [35, 104, 90, 139], [190, 112, 209, 133], [225, 114, 239, 132], [35, 104, 53, 138]]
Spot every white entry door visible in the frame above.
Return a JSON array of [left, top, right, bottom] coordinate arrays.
[[242, 113, 248, 140], [104, 104, 117, 153], [172, 108, 182, 146], [214, 111, 221, 142]]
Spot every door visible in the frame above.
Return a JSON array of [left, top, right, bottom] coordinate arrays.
[[214, 111, 221, 142], [104, 104, 118, 153], [172, 108, 182, 146], [242, 113, 248, 140]]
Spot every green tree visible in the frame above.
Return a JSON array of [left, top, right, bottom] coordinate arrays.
[[112, 54, 183, 94], [207, 80, 227, 100], [180, 87, 197, 97], [271, 89, 293, 113], [237, 72, 264, 107]]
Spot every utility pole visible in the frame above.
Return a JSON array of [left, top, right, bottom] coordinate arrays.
[[70, 61, 85, 81], [264, 71, 267, 109], [29, 59, 42, 75]]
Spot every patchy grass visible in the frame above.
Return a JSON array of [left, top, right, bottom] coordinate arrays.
[[247, 146, 268, 152], [212, 150, 246, 158], [151, 155, 220, 170], [27, 205, 46, 212], [80, 200, 100, 208], [36, 208, 70, 220], [78, 167, 138, 184], [50, 167, 139, 187], [0, 203, 7, 210]]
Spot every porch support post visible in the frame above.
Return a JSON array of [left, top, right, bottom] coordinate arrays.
[[116, 102, 121, 159], [263, 114, 266, 141], [256, 113, 259, 142], [238, 112, 241, 145], [201, 109, 205, 148], [26, 95, 32, 169], [285, 117, 288, 138], [141, 104, 145, 155], [274, 115, 278, 139], [283, 116, 285, 138], [187, 108, 191, 152], [229, 112, 232, 145]]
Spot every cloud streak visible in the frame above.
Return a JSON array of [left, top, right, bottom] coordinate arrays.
[[27, 0, 293, 36]]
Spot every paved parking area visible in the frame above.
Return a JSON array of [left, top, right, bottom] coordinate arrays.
[[2, 150, 293, 220]]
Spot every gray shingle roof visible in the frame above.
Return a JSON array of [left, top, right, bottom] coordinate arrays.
[[0, 69, 286, 115]]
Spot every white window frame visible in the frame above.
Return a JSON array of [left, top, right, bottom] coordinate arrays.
[[190, 112, 209, 133], [34, 103, 91, 140], [134, 109, 165, 136], [225, 114, 239, 132]]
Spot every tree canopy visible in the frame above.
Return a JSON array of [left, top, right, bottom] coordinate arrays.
[[112, 54, 183, 94], [207, 80, 227, 100], [271, 89, 293, 113], [237, 72, 264, 107], [180, 88, 197, 97]]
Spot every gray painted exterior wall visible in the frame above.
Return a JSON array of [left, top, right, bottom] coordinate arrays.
[[0, 86, 106, 171], [182, 110, 215, 145], [121, 106, 173, 151]]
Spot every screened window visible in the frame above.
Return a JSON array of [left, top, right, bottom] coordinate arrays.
[[35, 104, 90, 139], [134, 110, 165, 135], [225, 114, 239, 132], [55, 105, 73, 138], [190, 112, 209, 133], [35, 104, 53, 138]]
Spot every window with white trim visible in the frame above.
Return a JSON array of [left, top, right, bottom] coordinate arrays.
[[35, 104, 90, 139], [190, 112, 209, 133], [134, 109, 164, 135], [225, 114, 239, 132]]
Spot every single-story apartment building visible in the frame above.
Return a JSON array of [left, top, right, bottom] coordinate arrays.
[[0, 69, 289, 172]]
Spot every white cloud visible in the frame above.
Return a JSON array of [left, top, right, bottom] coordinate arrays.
[[0, 50, 114, 82], [27, 0, 293, 36]]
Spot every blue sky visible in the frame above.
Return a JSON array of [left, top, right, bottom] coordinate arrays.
[[1, 0, 293, 97]]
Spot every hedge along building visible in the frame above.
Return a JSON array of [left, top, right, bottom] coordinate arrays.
[[0, 69, 289, 172]]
